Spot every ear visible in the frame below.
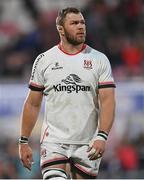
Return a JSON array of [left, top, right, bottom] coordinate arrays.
[[57, 25, 64, 35]]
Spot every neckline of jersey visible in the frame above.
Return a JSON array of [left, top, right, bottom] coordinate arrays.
[[58, 43, 87, 55]]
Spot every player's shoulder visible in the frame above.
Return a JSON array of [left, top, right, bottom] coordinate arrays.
[[86, 45, 109, 65], [37, 45, 57, 57], [43, 45, 58, 57], [35, 45, 58, 63], [86, 45, 107, 59]]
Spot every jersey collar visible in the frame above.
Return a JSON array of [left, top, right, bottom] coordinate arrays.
[[58, 43, 87, 55]]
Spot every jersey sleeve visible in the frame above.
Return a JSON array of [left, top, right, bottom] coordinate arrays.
[[29, 53, 45, 91], [98, 54, 116, 89]]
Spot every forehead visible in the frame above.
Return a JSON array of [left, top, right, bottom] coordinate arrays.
[[64, 13, 85, 22]]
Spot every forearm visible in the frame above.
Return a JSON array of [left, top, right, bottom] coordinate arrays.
[[99, 98, 115, 134], [88, 98, 115, 160], [21, 101, 41, 138]]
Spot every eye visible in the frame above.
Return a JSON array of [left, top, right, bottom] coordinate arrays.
[[70, 20, 85, 25], [71, 21, 79, 25], [81, 20, 85, 25], [74, 21, 79, 25]]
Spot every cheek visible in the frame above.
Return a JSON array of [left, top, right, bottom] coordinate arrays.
[[67, 27, 76, 33], [65, 28, 76, 37]]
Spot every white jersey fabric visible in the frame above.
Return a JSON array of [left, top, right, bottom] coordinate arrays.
[[29, 44, 115, 144]]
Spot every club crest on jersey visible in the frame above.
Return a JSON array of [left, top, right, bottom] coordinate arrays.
[[83, 59, 93, 69], [52, 62, 63, 70]]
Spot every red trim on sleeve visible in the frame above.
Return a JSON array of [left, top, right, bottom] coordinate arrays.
[[29, 82, 45, 91], [98, 81, 115, 85], [98, 81, 116, 89], [29, 82, 44, 88]]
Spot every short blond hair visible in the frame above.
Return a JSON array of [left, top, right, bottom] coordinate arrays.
[[56, 7, 81, 26]]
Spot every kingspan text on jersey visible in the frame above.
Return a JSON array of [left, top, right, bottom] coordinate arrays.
[[53, 84, 91, 93]]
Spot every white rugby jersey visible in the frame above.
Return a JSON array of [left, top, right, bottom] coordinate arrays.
[[29, 44, 116, 144]]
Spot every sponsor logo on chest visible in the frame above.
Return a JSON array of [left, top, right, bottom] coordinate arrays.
[[53, 74, 91, 93]]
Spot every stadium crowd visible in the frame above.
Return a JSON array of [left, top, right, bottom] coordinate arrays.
[[0, 0, 144, 178], [0, 0, 144, 81]]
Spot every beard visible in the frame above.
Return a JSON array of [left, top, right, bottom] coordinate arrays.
[[64, 27, 86, 45]]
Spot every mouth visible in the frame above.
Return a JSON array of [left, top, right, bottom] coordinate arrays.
[[77, 32, 85, 34], [77, 32, 85, 36]]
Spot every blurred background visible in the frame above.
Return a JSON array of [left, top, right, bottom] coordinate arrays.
[[0, 0, 144, 179]]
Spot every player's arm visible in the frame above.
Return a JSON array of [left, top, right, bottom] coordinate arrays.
[[88, 53, 116, 160], [19, 90, 43, 170], [98, 87, 115, 133], [21, 90, 43, 137], [87, 87, 115, 160]]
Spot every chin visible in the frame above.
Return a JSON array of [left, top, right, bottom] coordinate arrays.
[[74, 41, 85, 45], [76, 37, 84, 42], [67, 38, 85, 45], [78, 40, 85, 44]]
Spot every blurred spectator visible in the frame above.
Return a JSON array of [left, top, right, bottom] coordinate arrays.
[[106, 35, 124, 68], [121, 38, 143, 76], [116, 138, 139, 171], [1, 50, 30, 77], [135, 133, 144, 170]]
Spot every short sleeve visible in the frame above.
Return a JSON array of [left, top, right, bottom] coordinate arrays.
[[29, 54, 45, 91], [98, 54, 116, 89]]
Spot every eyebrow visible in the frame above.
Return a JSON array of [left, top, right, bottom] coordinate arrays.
[[70, 19, 85, 23]]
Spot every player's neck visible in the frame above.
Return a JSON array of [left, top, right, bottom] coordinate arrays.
[[59, 41, 84, 55]]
